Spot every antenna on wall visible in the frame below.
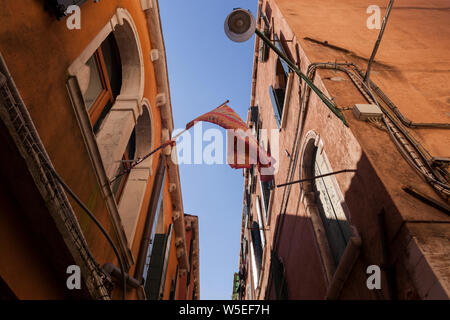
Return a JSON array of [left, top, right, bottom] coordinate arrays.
[[364, 0, 395, 83]]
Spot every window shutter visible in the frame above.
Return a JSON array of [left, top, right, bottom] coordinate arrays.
[[251, 222, 263, 271], [269, 86, 282, 128], [186, 237, 194, 285], [250, 106, 259, 124], [259, 29, 271, 63], [258, 6, 271, 63], [144, 233, 168, 300], [270, 250, 288, 299], [169, 265, 179, 300], [274, 34, 290, 75]]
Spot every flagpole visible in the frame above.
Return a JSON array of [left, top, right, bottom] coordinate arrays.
[[109, 100, 231, 184], [216, 100, 230, 109]]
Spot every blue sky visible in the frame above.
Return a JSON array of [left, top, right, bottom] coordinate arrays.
[[159, 0, 258, 300]]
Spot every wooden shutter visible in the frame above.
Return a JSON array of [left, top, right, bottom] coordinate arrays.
[[251, 222, 263, 271], [269, 86, 282, 128], [270, 250, 288, 299], [250, 106, 259, 124], [144, 233, 168, 300], [274, 34, 290, 75]]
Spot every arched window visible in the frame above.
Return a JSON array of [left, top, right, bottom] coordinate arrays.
[[311, 146, 352, 266], [116, 102, 154, 244], [66, 8, 148, 263], [301, 133, 352, 274], [269, 34, 291, 128]]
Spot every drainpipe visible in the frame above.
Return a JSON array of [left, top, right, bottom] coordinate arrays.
[[249, 0, 263, 111], [364, 0, 394, 83], [326, 236, 362, 299], [378, 209, 398, 300], [103, 263, 141, 289]]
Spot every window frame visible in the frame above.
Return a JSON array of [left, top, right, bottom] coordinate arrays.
[[259, 174, 274, 223], [255, 195, 266, 249], [300, 132, 357, 284], [269, 34, 295, 130], [269, 85, 283, 128], [65, 8, 145, 269], [312, 146, 352, 266], [85, 47, 115, 128]]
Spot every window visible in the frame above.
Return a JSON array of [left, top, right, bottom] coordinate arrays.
[[65, 9, 144, 266], [255, 195, 266, 248], [264, 2, 272, 22], [259, 178, 273, 221], [259, 142, 274, 221], [186, 236, 194, 285], [144, 224, 173, 300], [312, 149, 352, 266], [269, 86, 283, 128], [250, 221, 263, 283], [259, 3, 271, 63], [142, 168, 166, 282], [274, 34, 291, 75], [269, 34, 293, 129], [81, 33, 122, 133], [250, 241, 259, 291], [169, 265, 179, 300], [259, 29, 270, 63], [250, 106, 259, 125], [269, 250, 288, 299]]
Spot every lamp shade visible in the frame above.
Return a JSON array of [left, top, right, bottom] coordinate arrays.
[[224, 9, 256, 42]]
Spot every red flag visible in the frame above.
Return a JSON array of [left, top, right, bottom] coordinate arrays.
[[186, 103, 275, 180]]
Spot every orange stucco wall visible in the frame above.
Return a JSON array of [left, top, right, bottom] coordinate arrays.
[[0, 0, 177, 299], [0, 186, 66, 299]]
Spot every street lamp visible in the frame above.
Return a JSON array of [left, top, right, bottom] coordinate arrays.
[[224, 9, 348, 127]]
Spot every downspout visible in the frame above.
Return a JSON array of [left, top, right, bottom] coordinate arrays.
[[378, 209, 398, 300], [326, 236, 362, 299], [249, 0, 263, 112]]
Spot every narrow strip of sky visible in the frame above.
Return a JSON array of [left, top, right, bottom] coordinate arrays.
[[159, 0, 258, 299]]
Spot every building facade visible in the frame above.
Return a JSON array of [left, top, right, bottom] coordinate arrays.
[[0, 0, 199, 300], [237, 0, 450, 300]]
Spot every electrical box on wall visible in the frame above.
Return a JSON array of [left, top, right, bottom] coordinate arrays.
[[352, 103, 383, 120]]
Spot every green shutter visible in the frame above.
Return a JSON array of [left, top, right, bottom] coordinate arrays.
[[144, 233, 168, 300]]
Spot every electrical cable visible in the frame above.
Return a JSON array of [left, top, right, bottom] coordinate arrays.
[[276, 169, 357, 188], [43, 162, 127, 300], [307, 62, 449, 199]]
